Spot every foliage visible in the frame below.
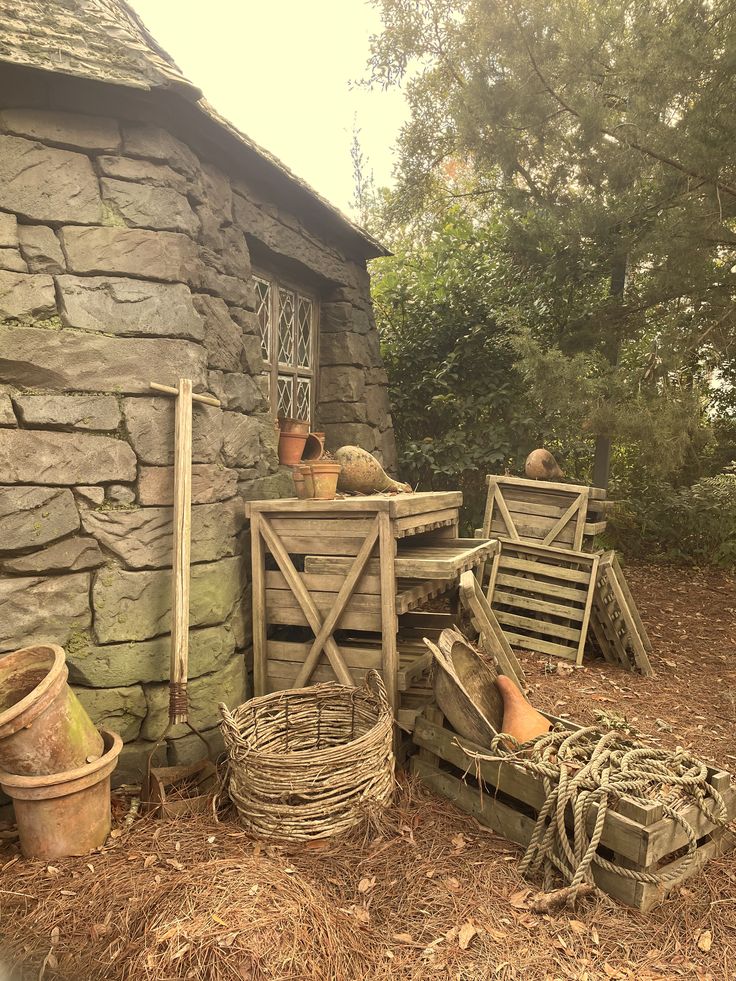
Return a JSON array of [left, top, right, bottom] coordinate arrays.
[[364, 0, 736, 559], [606, 473, 736, 566]]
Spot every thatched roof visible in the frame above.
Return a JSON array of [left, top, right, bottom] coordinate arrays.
[[0, 0, 388, 258]]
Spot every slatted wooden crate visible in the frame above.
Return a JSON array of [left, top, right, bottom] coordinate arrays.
[[411, 712, 736, 910], [486, 541, 598, 663], [245, 493, 498, 717], [589, 550, 654, 675], [482, 474, 611, 552]]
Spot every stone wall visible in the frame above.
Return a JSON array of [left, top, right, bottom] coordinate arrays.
[[0, 72, 395, 782]]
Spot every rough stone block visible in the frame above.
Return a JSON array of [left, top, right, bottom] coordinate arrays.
[[374, 427, 398, 474], [122, 123, 200, 178], [0, 135, 102, 224], [321, 303, 372, 335], [201, 161, 232, 222], [0, 212, 17, 248], [319, 365, 365, 403], [100, 178, 199, 237], [196, 265, 253, 309], [0, 571, 91, 654], [166, 725, 225, 766], [196, 206, 223, 251], [192, 294, 244, 370], [0, 325, 207, 394], [241, 334, 265, 375], [57, 275, 204, 340], [74, 684, 146, 741], [106, 484, 136, 505], [1, 536, 104, 574], [323, 422, 377, 452], [364, 385, 391, 428], [141, 653, 247, 740], [114, 739, 166, 786], [0, 248, 27, 272], [0, 270, 55, 321], [316, 401, 368, 425], [17, 225, 65, 274], [138, 464, 238, 505], [60, 226, 200, 283], [0, 394, 15, 426], [97, 155, 191, 195], [320, 331, 372, 366], [0, 486, 79, 552], [0, 429, 136, 484], [0, 109, 121, 151], [208, 369, 265, 413], [74, 486, 105, 506], [123, 396, 223, 465], [237, 469, 294, 501], [217, 226, 250, 279], [222, 412, 278, 470], [80, 501, 239, 569], [66, 623, 237, 687], [12, 393, 122, 430], [92, 556, 243, 642]]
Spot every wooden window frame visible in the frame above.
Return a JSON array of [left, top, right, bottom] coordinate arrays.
[[253, 269, 319, 423]]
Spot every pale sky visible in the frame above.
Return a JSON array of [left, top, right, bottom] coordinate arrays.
[[128, 0, 407, 216]]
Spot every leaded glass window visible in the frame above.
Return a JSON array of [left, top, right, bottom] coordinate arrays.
[[255, 272, 316, 422]]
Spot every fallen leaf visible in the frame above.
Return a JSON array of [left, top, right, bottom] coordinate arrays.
[[508, 888, 530, 909], [50, 927, 60, 945], [697, 929, 713, 953], [109, 829, 122, 839], [458, 921, 477, 950], [59, 889, 76, 896], [446, 877, 461, 891], [358, 876, 376, 894], [392, 933, 413, 944], [568, 919, 587, 935], [143, 855, 157, 869], [165, 858, 184, 871], [451, 833, 467, 852], [248, 884, 259, 896], [591, 926, 600, 946]]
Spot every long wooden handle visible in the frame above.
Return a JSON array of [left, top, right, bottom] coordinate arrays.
[[171, 378, 193, 724], [150, 381, 220, 407]]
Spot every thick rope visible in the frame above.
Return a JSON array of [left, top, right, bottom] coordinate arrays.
[[465, 724, 730, 889]]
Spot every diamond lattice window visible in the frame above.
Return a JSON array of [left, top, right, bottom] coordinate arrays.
[[255, 273, 317, 422]]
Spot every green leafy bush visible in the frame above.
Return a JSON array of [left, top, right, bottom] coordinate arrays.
[[606, 473, 736, 567]]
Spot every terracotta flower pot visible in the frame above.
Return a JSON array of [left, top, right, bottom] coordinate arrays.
[[310, 461, 342, 500], [0, 728, 122, 859], [299, 465, 315, 499], [0, 644, 103, 776], [278, 429, 308, 466], [301, 431, 325, 462], [292, 467, 309, 500], [279, 417, 310, 435]]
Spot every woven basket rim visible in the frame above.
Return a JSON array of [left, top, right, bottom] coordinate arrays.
[[222, 681, 391, 763]]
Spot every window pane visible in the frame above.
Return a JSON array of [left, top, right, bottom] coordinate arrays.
[[255, 277, 271, 363], [296, 377, 311, 422], [277, 374, 294, 418], [297, 296, 312, 368], [278, 288, 295, 365]]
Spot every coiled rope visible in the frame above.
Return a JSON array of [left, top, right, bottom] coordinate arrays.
[[465, 724, 731, 889]]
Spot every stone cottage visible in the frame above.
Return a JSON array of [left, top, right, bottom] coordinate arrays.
[[0, 0, 395, 781]]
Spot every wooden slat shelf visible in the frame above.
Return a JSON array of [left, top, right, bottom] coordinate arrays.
[[305, 537, 498, 580]]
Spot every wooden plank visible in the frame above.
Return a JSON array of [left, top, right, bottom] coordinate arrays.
[[394, 538, 498, 579], [394, 507, 459, 536], [395, 578, 454, 615], [610, 552, 653, 652], [170, 378, 192, 724], [259, 517, 354, 686], [494, 609, 582, 642], [267, 535, 373, 556], [493, 588, 585, 621], [294, 517, 381, 687], [396, 649, 432, 690], [379, 510, 399, 715], [495, 572, 587, 602], [246, 497, 391, 515], [389, 491, 463, 518], [305, 554, 381, 576], [459, 570, 525, 686], [490, 515, 578, 546], [542, 492, 585, 548], [493, 486, 521, 542], [265, 570, 382, 594], [499, 555, 592, 584], [269, 516, 378, 537], [576, 552, 599, 665], [503, 631, 578, 658], [487, 473, 607, 500], [251, 512, 267, 697]]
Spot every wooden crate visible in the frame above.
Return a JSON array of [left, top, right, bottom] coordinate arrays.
[[486, 541, 598, 663], [411, 713, 736, 910], [589, 551, 654, 676], [482, 475, 610, 552]]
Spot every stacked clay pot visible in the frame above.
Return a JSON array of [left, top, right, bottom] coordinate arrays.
[[0, 644, 122, 858]]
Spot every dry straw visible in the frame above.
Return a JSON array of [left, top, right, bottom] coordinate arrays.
[[218, 671, 395, 840]]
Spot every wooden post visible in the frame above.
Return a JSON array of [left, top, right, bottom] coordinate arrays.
[[251, 512, 267, 696], [378, 510, 398, 716]]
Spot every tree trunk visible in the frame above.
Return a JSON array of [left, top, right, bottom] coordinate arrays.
[[592, 255, 627, 489]]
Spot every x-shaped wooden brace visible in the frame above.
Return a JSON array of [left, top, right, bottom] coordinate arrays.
[[258, 514, 381, 688]]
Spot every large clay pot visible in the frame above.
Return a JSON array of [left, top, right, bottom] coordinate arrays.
[[292, 467, 309, 499], [496, 675, 551, 746], [334, 445, 412, 495], [525, 448, 564, 481], [0, 645, 103, 776], [278, 430, 308, 466], [279, 417, 310, 435], [0, 728, 122, 859], [299, 464, 315, 499], [310, 461, 342, 500]]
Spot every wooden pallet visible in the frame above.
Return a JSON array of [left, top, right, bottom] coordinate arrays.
[[486, 541, 598, 663], [482, 475, 610, 552], [589, 551, 654, 676], [411, 713, 736, 911], [305, 538, 498, 581]]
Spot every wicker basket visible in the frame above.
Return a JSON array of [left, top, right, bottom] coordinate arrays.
[[218, 671, 395, 840]]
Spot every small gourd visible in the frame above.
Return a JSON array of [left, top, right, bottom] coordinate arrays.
[[496, 675, 551, 747]]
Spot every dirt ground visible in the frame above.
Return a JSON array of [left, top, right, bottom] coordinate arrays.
[[1, 562, 735, 981]]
